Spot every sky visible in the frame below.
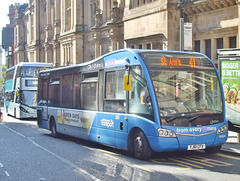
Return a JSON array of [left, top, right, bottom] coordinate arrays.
[[0, 0, 28, 64]]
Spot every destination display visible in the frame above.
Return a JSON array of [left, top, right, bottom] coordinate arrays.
[[160, 57, 197, 68]]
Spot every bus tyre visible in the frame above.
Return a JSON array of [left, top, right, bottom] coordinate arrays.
[[205, 145, 221, 153], [51, 119, 58, 138], [133, 129, 152, 160]]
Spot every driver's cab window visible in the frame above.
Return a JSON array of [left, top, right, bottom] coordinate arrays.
[[129, 66, 154, 120]]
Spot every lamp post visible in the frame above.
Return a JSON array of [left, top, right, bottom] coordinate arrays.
[[179, 0, 184, 51]]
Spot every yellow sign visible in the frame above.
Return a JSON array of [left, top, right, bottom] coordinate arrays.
[[123, 74, 132, 91]]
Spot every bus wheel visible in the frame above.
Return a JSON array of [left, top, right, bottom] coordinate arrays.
[[205, 145, 221, 153], [51, 119, 58, 138], [133, 129, 152, 160]]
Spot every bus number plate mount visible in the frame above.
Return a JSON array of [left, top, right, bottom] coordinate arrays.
[[187, 144, 206, 150]]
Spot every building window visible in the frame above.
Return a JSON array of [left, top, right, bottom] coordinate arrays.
[[31, 14, 34, 42], [130, 0, 155, 9], [205, 39, 211, 59], [229, 36, 236, 48], [91, 2, 97, 27], [147, 43, 151, 49], [217, 38, 223, 49], [195, 40, 200, 52], [65, 0, 71, 31], [139, 44, 143, 49]]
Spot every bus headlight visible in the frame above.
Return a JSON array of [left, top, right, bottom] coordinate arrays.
[[20, 106, 29, 113], [158, 128, 176, 137], [217, 124, 228, 134]]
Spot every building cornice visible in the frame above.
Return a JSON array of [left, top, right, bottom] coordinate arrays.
[[180, 0, 237, 16]]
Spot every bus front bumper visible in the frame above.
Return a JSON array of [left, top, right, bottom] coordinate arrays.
[[147, 131, 228, 152]]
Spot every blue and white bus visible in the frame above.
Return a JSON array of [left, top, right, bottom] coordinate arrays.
[[37, 49, 228, 159], [5, 62, 53, 119]]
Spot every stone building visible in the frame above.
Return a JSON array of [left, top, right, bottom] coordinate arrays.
[[12, 0, 240, 67], [181, 0, 239, 63]]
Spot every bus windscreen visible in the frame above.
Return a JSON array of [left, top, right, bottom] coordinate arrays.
[[139, 52, 223, 126]]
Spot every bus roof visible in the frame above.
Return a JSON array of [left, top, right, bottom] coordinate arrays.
[[38, 49, 210, 75], [7, 62, 53, 71]]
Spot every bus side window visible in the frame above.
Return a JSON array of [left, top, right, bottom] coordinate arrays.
[[81, 72, 98, 111], [61, 74, 73, 108], [73, 73, 81, 109], [104, 70, 125, 113], [48, 77, 60, 107]]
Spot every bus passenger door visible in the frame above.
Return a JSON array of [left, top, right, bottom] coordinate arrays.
[[37, 78, 49, 129]]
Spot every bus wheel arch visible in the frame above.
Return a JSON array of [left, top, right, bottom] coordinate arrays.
[[50, 116, 58, 138], [128, 127, 152, 160]]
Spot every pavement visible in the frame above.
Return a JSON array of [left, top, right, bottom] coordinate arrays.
[[221, 130, 240, 156]]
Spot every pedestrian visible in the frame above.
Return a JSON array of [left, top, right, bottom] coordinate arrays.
[[0, 108, 2, 123]]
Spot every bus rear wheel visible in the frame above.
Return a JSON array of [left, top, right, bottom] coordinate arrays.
[[133, 129, 152, 160], [51, 119, 58, 138]]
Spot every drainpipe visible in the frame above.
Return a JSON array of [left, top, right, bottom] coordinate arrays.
[[38, 0, 41, 62], [82, 0, 85, 62], [180, 1, 184, 51]]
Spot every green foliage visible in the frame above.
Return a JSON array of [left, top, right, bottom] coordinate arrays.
[[0, 64, 7, 90]]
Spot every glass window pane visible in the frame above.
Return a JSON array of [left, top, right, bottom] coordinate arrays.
[[105, 70, 125, 99], [48, 77, 60, 107], [42, 79, 48, 106], [61, 74, 73, 108], [73, 74, 81, 109], [20, 90, 38, 107], [129, 66, 154, 119], [81, 83, 97, 110]]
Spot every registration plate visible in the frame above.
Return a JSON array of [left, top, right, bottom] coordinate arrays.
[[187, 144, 206, 150]]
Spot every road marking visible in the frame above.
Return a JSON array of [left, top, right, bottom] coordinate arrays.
[[104, 153, 118, 160], [0, 163, 3, 167], [5, 171, 10, 177], [214, 153, 240, 160], [151, 159, 192, 170], [2, 124, 26, 138], [3, 124, 101, 181], [152, 155, 233, 170], [169, 158, 204, 168], [185, 156, 233, 167], [132, 164, 155, 173], [180, 157, 214, 167]]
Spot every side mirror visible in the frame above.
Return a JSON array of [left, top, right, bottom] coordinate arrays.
[[123, 74, 132, 91]]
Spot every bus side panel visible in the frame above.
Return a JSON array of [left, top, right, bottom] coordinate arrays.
[[48, 108, 99, 140], [127, 116, 167, 151], [94, 113, 115, 146]]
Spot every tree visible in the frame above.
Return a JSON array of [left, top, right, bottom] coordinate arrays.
[[0, 64, 7, 94]]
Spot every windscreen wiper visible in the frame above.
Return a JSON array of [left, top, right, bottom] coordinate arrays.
[[166, 114, 185, 123], [188, 114, 202, 123]]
